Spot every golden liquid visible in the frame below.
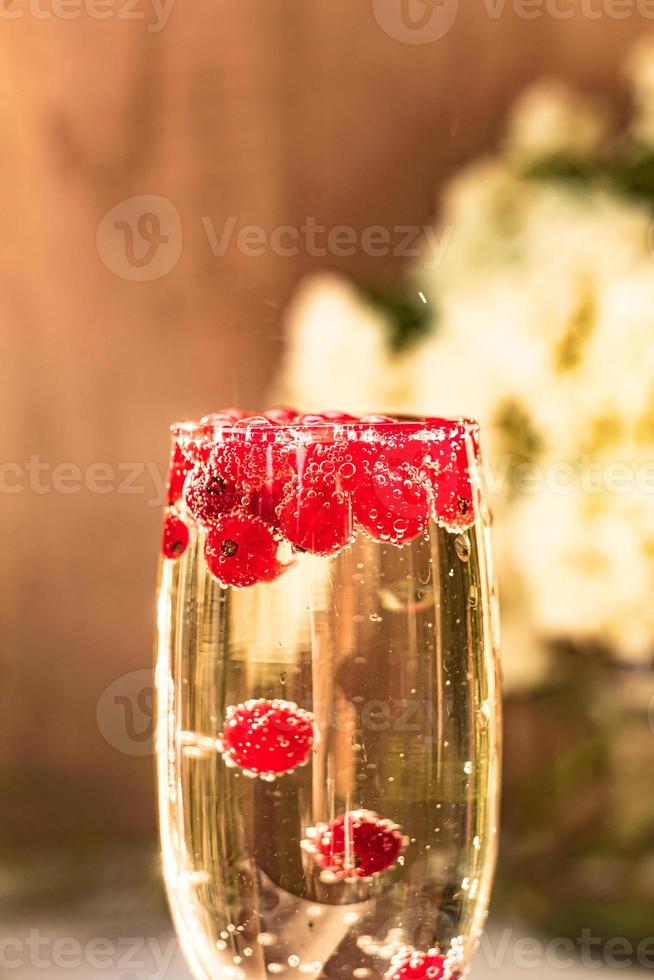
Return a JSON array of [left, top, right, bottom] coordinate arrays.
[[156, 519, 501, 980]]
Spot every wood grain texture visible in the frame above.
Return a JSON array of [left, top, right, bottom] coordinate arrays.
[[0, 1, 647, 845]]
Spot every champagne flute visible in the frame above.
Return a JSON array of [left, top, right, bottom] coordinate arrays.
[[155, 409, 501, 980]]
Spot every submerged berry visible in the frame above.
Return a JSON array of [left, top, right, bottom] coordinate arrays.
[[219, 698, 315, 778], [183, 463, 240, 526], [245, 476, 289, 527], [279, 485, 353, 556], [425, 431, 475, 532], [204, 513, 285, 587], [353, 467, 430, 545], [303, 810, 407, 881], [162, 512, 189, 559], [166, 442, 193, 504], [210, 441, 268, 493], [385, 952, 447, 980]]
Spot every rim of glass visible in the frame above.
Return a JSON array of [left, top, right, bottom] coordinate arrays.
[[171, 413, 480, 442]]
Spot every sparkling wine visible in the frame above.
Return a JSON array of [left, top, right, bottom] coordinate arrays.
[[155, 411, 501, 980]]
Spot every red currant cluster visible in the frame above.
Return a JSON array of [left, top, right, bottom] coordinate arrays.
[[217, 698, 406, 880], [162, 408, 478, 588]]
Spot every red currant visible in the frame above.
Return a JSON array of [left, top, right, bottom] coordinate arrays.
[[162, 511, 189, 559], [183, 462, 240, 526], [204, 513, 285, 587], [279, 484, 353, 556], [166, 443, 193, 504], [303, 810, 407, 881], [264, 406, 300, 424], [219, 698, 315, 778], [245, 476, 289, 527], [210, 440, 268, 493], [385, 952, 448, 980], [424, 430, 475, 532], [319, 410, 358, 422], [353, 466, 430, 545]]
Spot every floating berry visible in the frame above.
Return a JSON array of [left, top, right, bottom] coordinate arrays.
[[166, 442, 193, 504], [424, 430, 475, 532], [297, 441, 363, 493], [241, 443, 295, 527], [302, 810, 408, 881], [204, 513, 285, 587], [217, 407, 249, 422], [183, 462, 240, 526], [210, 440, 268, 493], [162, 511, 189, 559], [385, 952, 447, 980], [279, 484, 353, 556], [319, 410, 358, 423], [219, 698, 315, 779], [353, 467, 430, 545], [264, 406, 300, 424], [246, 475, 290, 527]]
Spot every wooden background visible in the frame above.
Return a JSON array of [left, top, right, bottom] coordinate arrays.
[[0, 1, 648, 850]]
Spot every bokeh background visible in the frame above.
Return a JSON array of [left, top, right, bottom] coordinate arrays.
[[3, 2, 654, 976]]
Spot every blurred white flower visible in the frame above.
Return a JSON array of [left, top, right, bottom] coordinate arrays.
[[277, 272, 411, 414], [503, 79, 610, 164], [277, 45, 654, 689]]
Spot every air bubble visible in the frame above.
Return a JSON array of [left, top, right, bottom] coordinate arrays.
[[454, 534, 470, 561]]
